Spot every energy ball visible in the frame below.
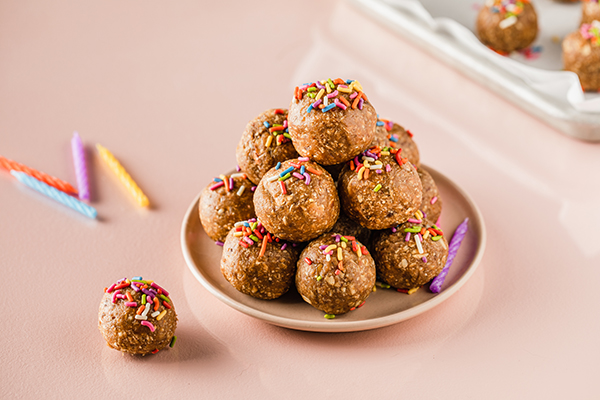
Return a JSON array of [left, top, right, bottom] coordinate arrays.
[[199, 172, 256, 243], [563, 21, 600, 91], [582, 1, 600, 25], [288, 79, 377, 165], [338, 146, 423, 230], [98, 277, 177, 355], [220, 218, 299, 299], [372, 221, 448, 290], [254, 158, 340, 242], [296, 233, 376, 315], [417, 167, 442, 226], [236, 108, 299, 185], [476, 0, 538, 54], [371, 119, 420, 167]]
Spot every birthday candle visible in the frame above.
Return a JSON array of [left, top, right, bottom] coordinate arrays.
[[0, 156, 77, 195], [11, 171, 97, 219], [96, 144, 149, 208], [430, 218, 469, 293], [71, 132, 90, 200]]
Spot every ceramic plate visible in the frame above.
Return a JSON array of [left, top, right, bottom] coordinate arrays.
[[181, 165, 486, 333]]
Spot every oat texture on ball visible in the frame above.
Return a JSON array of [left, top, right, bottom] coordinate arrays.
[[563, 21, 600, 91], [253, 158, 340, 242], [338, 145, 422, 230], [287, 79, 377, 165], [417, 167, 442, 226], [296, 233, 376, 315], [236, 108, 299, 185], [220, 218, 300, 299], [372, 219, 448, 291], [582, 1, 600, 25], [476, 0, 538, 54], [199, 171, 256, 243], [98, 277, 177, 355]]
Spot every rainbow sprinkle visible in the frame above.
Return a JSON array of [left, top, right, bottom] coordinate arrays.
[[347, 142, 408, 194], [581, 21, 600, 46], [209, 172, 252, 196], [294, 79, 368, 113], [266, 159, 321, 195], [487, 0, 530, 19], [263, 109, 291, 148], [105, 277, 175, 347], [315, 234, 368, 281], [233, 218, 294, 256]]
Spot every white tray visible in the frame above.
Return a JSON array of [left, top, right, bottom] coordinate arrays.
[[348, 0, 600, 141]]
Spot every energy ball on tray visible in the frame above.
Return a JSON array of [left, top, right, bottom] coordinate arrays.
[[563, 21, 600, 91], [236, 108, 299, 185], [582, 1, 600, 25], [372, 119, 420, 167], [338, 146, 423, 230], [372, 220, 448, 291], [199, 172, 256, 243], [476, 0, 538, 54], [99, 277, 177, 355], [296, 233, 376, 315], [254, 158, 340, 242], [220, 218, 299, 300], [417, 167, 442, 226], [287, 79, 377, 165]]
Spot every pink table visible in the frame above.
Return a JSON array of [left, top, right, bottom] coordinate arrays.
[[2, 1, 599, 398]]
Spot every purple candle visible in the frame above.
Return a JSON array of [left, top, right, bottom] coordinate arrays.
[[71, 132, 90, 200], [430, 218, 469, 293]]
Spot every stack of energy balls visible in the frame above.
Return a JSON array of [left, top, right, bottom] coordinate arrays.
[[199, 79, 449, 319]]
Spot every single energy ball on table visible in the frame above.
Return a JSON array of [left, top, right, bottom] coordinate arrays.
[[417, 167, 442, 226], [371, 118, 420, 167], [338, 146, 423, 230], [563, 21, 600, 92], [476, 0, 538, 54], [253, 158, 340, 242], [199, 172, 256, 243], [296, 233, 376, 316], [220, 218, 300, 299], [582, 1, 600, 25], [98, 277, 177, 355], [372, 220, 448, 291], [287, 79, 377, 165], [236, 108, 299, 185]]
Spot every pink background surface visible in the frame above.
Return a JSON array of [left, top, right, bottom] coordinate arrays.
[[2, 0, 599, 398]]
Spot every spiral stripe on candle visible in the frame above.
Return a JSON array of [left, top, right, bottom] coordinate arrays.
[[71, 132, 90, 200], [96, 144, 149, 207], [11, 171, 97, 219], [429, 218, 469, 293], [0, 156, 78, 195]]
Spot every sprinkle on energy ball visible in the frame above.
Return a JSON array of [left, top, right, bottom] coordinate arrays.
[[348, 145, 408, 193], [315, 234, 369, 280], [266, 157, 321, 195], [295, 79, 368, 112], [263, 112, 291, 148], [232, 218, 293, 257], [580, 21, 600, 46], [487, 0, 530, 22], [209, 172, 251, 195]]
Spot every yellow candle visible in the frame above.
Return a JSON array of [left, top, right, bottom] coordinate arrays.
[[96, 144, 149, 207]]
